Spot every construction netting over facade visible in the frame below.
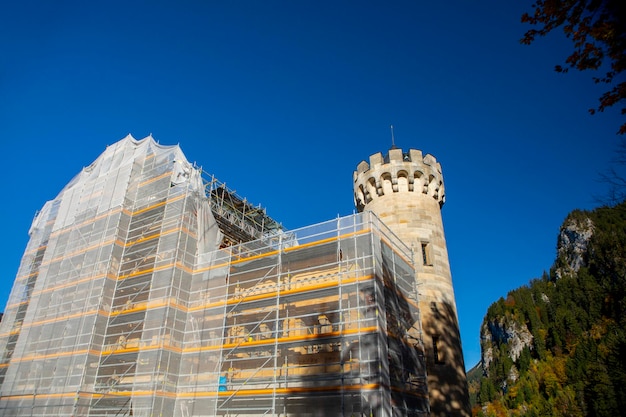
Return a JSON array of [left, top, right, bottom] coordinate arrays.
[[0, 135, 428, 416]]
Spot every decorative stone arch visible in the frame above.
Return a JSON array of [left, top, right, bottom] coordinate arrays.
[[381, 172, 393, 196], [427, 174, 438, 198], [366, 177, 377, 200], [397, 170, 410, 193], [434, 179, 443, 200], [355, 183, 367, 207], [413, 170, 425, 193]]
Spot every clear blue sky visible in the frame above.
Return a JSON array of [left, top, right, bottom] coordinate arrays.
[[1, 1, 623, 370]]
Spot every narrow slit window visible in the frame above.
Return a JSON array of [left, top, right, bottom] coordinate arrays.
[[421, 242, 432, 266], [432, 335, 444, 364]]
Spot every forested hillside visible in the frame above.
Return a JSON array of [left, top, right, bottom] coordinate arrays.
[[474, 202, 626, 417]]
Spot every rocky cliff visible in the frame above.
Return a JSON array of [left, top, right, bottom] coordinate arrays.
[[480, 315, 532, 376], [553, 213, 594, 280], [480, 210, 596, 373], [474, 203, 626, 416]]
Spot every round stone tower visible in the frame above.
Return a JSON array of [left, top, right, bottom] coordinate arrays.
[[353, 147, 470, 417]]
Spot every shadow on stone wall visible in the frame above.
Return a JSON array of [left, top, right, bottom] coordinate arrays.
[[281, 270, 429, 417], [422, 300, 471, 417]]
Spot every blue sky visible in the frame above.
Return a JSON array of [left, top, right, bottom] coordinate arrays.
[[1, 1, 623, 370]]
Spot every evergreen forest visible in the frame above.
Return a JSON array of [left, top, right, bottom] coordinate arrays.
[[472, 202, 626, 417]]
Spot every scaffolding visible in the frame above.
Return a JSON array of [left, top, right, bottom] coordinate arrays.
[[0, 135, 428, 416], [201, 173, 286, 248], [179, 213, 428, 417]]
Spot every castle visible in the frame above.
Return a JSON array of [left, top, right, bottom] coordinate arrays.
[[0, 135, 469, 417]]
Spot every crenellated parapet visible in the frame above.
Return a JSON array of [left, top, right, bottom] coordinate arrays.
[[353, 148, 445, 211]]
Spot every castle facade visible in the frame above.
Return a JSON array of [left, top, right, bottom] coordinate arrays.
[[0, 135, 468, 416]]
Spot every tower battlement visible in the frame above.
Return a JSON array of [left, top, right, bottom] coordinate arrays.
[[353, 148, 445, 212]]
